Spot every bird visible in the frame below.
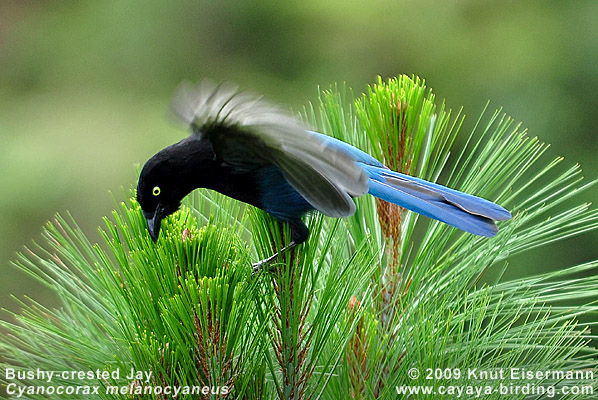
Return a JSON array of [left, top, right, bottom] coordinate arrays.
[[137, 80, 511, 271]]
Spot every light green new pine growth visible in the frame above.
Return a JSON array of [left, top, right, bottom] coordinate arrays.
[[1, 196, 265, 399], [356, 75, 437, 175]]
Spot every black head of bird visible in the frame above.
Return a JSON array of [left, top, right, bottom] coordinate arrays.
[[137, 137, 218, 241]]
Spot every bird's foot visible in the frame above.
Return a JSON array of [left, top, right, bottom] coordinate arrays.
[[252, 259, 269, 275], [252, 252, 281, 274], [251, 241, 297, 275]]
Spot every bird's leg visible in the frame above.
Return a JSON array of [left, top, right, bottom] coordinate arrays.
[[252, 219, 308, 274], [252, 241, 297, 274]]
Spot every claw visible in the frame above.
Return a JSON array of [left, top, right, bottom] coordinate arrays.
[[252, 260, 268, 275], [251, 241, 297, 275]]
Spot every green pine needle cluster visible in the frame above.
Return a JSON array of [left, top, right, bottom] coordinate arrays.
[[1, 75, 597, 399]]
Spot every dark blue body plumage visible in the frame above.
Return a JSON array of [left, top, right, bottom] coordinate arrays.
[[255, 166, 314, 243], [257, 166, 313, 222]]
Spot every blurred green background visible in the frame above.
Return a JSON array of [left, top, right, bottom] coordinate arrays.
[[1, 1, 597, 316]]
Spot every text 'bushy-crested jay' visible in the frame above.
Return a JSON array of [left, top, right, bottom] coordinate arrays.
[[137, 81, 511, 270]]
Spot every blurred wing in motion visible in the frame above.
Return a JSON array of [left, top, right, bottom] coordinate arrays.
[[170, 80, 369, 217]]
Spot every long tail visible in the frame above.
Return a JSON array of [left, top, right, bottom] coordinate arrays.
[[363, 164, 512, 237]]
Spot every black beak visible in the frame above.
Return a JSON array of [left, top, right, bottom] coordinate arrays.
[[145, 207, 163, 242]]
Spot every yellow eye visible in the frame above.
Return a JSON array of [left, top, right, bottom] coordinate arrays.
[[152, 186, 161, 196]]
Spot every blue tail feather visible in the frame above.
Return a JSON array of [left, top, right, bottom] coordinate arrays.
[[363, 164, 511, 237]]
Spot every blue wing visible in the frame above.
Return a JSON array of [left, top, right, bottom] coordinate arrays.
[[309, 131, 385, 168], [310, 131, 511, 237]]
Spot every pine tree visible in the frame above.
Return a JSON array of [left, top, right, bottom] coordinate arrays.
[[2, 76, 596, 399]]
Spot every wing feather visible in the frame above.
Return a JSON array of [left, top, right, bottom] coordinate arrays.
[[170, 80, 368, 216]]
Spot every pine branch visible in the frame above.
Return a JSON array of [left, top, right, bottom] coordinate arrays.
[[1, 75, 597, 400]]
